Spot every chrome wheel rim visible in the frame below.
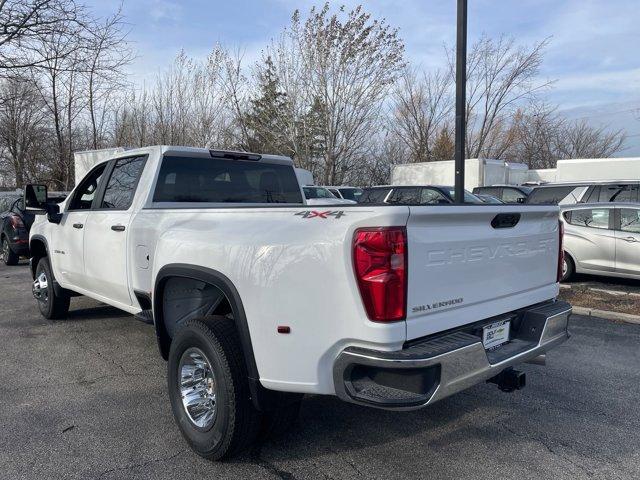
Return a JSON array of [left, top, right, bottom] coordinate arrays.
[[32, 271, 48, 303], [179, 347, 217, 429], [1, 239, 8, 262], [562, 258, 568, 278]]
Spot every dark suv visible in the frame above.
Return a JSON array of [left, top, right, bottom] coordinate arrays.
[[1, 191, 68, 265], [1, 196, 33, 265]]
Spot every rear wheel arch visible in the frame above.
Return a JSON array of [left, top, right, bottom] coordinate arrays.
[[153, 265, 259, 381]]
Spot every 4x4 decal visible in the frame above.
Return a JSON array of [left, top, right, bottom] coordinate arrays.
[[295, 210, 346, 219]]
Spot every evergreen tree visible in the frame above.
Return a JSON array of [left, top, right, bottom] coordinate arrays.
[[244, 56, 291, 155]]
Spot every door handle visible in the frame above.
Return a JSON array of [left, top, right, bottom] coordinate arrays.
[[111, 225, 125, 232], [623, 236, 638, 243], [73, 223, 83, 229]]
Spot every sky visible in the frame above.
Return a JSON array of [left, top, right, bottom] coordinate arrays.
[[87, 0, 640, 155]]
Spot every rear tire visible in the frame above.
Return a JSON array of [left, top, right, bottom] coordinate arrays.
[[1, 235, 19, 266], [34, 257, 70, 319], [561, 254, 574, 282], [168, 316, 261, 460]]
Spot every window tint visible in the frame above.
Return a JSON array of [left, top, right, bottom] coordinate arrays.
[[420, 188, 448, 204], [69, 164, 107, 210], [339, 188, 362, 201], [359, 188, 391, 203], [473, 187, 501, 197], [303, 187, 335, 199], [328, 188, 341, 198], [388, 187, 420, 204], [502, 188, 526, 203], [620, 209, 640, 233], [526, 186, 577, 204], [566, 208, 610, 229], [583, 186, 600, 203], [599, 184, 638, 203], [101, 156, 147, 210], [154, 156, 303, 204], [442, 187, 482, 203]]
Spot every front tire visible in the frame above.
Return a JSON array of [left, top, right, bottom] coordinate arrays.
[[168, 316, 261, 460], [34, 257, 70, 319], [1, 235, 19, 266]]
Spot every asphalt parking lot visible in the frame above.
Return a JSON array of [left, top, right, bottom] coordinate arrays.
[[2, 262, 640, 480]]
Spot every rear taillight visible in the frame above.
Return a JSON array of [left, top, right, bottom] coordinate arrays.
[[353, 227, 407, 322], [557, 220, 564, 282], [9, 214, 24, 229]]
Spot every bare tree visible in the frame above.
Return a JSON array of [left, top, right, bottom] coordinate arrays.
[[508, 102, 627, 168], [0, 77, 48, 186], [391, 67, 451, 162], [84, 7, 133, 149], [0, 0, 82, 73], [555, 120, 626, 159], [448, 35, 552, 159]]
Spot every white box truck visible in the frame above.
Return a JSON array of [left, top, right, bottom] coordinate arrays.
[[391, 159, 526, 189]]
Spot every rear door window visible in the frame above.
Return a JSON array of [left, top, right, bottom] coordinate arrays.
[[153, 156, 303, 204], [101, 156, 147, 210], [619, 209, 640, 233], [566, 208, 611, 229]]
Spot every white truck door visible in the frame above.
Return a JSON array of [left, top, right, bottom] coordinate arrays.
[[83, 156, 147, 307], [54, 163, 108, 287]]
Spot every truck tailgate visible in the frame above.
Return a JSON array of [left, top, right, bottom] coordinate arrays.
[[406, 205, 560, 340]]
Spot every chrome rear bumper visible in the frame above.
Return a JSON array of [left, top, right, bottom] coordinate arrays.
[[333, 300, 571, 410]]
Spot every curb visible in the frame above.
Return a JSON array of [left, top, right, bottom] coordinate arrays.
[[572, 306, 640, 325]]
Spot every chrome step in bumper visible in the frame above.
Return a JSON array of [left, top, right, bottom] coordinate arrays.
[[333, 300, 571, 410]]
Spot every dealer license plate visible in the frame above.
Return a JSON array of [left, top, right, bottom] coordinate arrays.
[[482, 319, 511, 350]]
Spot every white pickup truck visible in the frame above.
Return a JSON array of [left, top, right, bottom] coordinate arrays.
[[25, 146, 571, 460]]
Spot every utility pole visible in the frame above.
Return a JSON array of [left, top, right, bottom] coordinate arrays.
[[454, 0, 467, 203]]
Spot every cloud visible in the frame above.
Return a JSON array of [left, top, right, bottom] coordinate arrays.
[[148, 0, 183, 23]]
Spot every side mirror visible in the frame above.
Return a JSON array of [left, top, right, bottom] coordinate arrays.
[[24, 184, 62, 224], [24, 184, 48, 213]]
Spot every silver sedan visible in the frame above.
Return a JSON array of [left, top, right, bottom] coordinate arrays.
[[560, 202, 640, 281]]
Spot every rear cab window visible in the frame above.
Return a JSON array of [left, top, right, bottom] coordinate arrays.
[[153, 156, 303, 204]]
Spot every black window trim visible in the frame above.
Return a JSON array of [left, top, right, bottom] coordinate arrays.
[[66, 161, 110, 212], [92, 154, 149, 212]]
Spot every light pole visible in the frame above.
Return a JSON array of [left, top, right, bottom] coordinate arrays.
[[454, 0, 467, 203]]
